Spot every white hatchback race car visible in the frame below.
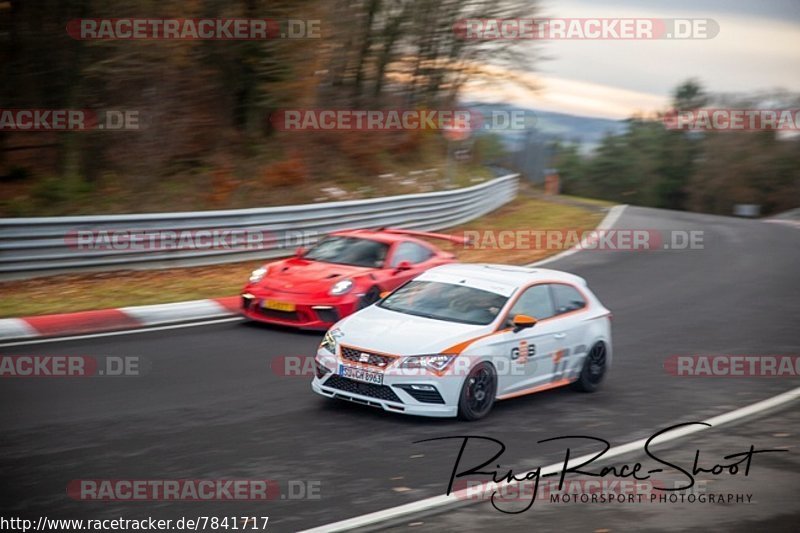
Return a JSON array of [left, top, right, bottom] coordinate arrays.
[[311, 263, 612, 420]]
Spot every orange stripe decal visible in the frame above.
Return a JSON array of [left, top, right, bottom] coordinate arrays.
[[497, 378, 571, 401], [442, 328, 511, 355]]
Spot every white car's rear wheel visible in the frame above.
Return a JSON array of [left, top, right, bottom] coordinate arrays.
[[457, 362, 497, 421]]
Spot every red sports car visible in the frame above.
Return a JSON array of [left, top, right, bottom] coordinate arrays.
[[240, 228, 466, 329]]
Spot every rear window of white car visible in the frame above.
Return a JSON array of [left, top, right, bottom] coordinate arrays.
[[551, 283, 587, 314], [379, 280, 508, 325], [508, 284, 556, 321]]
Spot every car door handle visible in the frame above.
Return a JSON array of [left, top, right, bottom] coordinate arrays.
[[554, 333, 567, 339]]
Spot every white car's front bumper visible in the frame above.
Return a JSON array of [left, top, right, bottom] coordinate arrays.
[[311, 353, 461, 418]]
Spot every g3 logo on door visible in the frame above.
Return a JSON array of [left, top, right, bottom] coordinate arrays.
[[511, 341, 536, 363]]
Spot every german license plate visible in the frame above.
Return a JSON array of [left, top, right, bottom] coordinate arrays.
[[339, 364, 383, 385], [262, 300, 296, 312]]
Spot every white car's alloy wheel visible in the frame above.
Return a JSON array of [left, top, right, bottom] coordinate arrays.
[[458, 362, 497, 421]]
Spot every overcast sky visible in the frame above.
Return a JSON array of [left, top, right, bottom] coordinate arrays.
[[464, 0, 800, 118]]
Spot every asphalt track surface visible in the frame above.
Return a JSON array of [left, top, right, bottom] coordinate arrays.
[[1, 206, 799, 531]]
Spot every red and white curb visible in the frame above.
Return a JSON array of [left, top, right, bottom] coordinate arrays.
[[0, 297, 239, 342]]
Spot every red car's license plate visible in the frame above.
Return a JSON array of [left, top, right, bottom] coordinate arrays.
[[339, 364, 383, 385], [262, 299, 296, 312]]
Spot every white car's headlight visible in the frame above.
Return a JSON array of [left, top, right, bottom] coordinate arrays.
[[329, 278, 354, 296], [400, 354, 456, 372], [320, 328, 343, 354], [249, 267, 267, 284]]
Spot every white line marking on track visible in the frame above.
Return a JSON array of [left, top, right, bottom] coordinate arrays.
[[764, 219, 800, 228], [298, 385, 800, 532], [0, 317, 244, 347], [527, 204, 628, 267]]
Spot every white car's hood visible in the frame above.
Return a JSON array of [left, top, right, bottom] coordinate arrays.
[[334, 304, 494, 355]]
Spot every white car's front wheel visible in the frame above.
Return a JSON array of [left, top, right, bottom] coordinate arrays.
[[573, 341, 607, 392], [457, 362, 497, 421]]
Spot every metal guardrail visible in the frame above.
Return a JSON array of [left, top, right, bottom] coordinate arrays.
[[0, 174, 519, 278]]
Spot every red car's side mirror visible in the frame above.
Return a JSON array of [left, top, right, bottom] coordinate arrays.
[[394, 260, 412, 272]]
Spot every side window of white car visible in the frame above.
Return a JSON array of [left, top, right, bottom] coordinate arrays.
[[551, 284, 587, 314], [508, 284, 556, 322]]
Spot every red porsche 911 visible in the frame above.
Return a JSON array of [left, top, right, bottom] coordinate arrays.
[[240, 228, 466, 329]]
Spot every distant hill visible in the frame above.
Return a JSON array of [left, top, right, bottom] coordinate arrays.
[[462, 101, 629, 153]]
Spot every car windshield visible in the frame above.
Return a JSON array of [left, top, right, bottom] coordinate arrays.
[[304, 236, 389, 268], [379, 280, 508, 325]]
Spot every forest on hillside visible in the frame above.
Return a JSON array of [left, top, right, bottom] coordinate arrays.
[[1, 0, 535, 215], [553, 81, 800, 216]]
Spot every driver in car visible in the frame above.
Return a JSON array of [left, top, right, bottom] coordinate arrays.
[[448, 286, 502, 324]]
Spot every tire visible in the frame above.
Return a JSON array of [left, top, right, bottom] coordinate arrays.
[[457, 362, 497, 421], [357, 286, 381, 310], [572, 341, 607, 392]]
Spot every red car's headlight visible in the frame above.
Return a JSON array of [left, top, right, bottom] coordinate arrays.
[[329, 278, 354, 296], [249, 267, 267, 284]]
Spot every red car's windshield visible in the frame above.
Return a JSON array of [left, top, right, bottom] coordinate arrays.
[[304, 236, 389, 268]]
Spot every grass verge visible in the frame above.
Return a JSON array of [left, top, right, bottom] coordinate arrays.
[[0, 196, 605, 318]]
